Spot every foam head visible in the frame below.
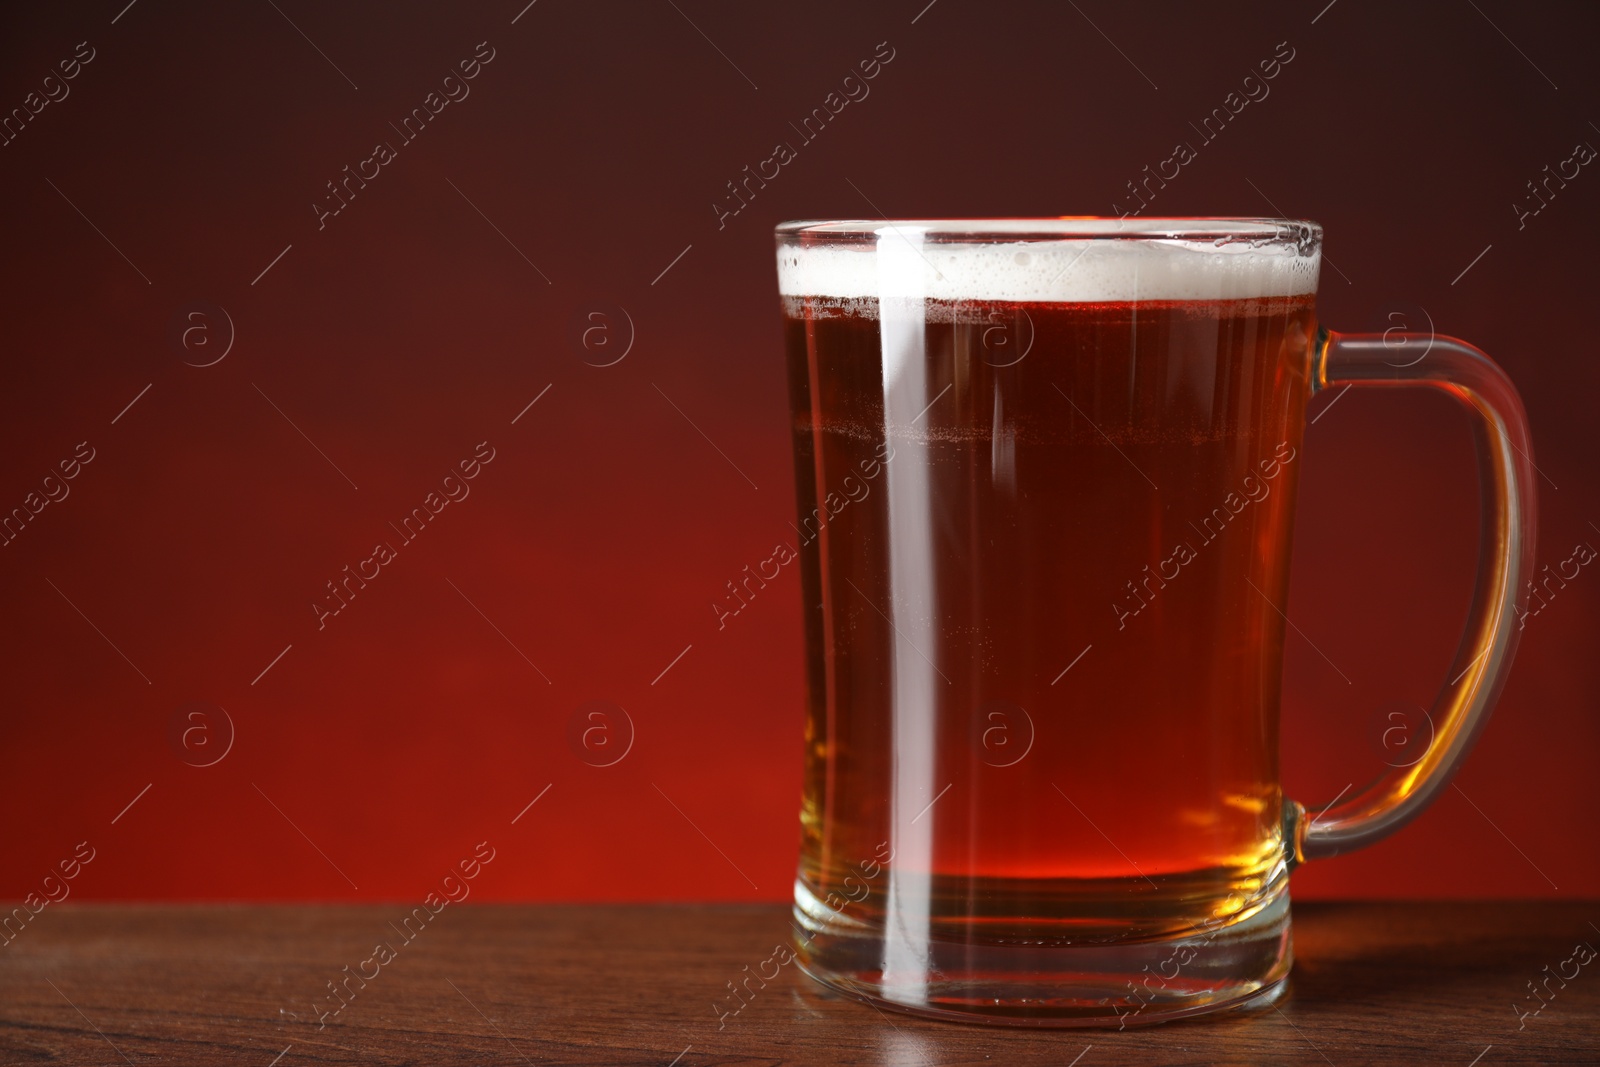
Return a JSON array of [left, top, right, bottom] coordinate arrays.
[[776, 219, 1321, 304]]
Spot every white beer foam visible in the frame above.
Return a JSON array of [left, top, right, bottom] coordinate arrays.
[[777, 227, 1320, 303]]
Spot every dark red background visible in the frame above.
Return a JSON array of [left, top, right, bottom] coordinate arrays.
[[1, 0, 1595, 903]]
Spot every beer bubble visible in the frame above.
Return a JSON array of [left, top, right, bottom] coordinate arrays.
[[567, 699, 634, 767], [166, 701, 235, 767]]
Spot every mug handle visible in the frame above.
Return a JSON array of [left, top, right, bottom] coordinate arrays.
[[1288, 328, 1538, 861]]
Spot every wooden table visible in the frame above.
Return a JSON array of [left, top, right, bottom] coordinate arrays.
[[1, 902, 1595, 1065]]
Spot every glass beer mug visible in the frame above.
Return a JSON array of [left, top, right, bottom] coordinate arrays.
[[774, 218, 1534, 1026]]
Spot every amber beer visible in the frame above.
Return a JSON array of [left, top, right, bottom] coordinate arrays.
[[779, 221, 1319, 1022]]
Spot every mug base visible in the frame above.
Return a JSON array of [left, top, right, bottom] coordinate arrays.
[[793, 883, 1293, 1028]]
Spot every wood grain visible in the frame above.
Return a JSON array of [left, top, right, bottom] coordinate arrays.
[[0, 902, 1595, 1065]]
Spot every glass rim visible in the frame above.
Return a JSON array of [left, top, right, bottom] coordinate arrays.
[[774, 216, 1322, 247]]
